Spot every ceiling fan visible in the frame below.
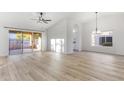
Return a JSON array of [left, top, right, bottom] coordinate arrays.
[[31, 12, 52, 24]]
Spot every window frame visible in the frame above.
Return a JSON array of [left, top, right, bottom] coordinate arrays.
[[91, 31, 113, 47]]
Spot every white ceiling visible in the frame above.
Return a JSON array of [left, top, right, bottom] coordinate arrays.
[[0, 12, 123, 31], [0, 12, 71, 31], [73, 12, 124, 23]]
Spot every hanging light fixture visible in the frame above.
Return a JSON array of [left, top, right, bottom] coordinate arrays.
[[95, 12, 98, 33], [95, 12, 101, 34]]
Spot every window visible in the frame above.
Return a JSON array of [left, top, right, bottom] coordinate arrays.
[[92, 31, 113, 47]]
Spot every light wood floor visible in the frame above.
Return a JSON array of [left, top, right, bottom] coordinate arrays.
[[1, 51, 124, 81]]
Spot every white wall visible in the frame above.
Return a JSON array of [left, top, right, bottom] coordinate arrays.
[[66, 18, 82, 53], [47, 16, 83, 54], [71, 20, 82, 51], [45, 12, 124, 55], [0, 27, 9, 56], [47, 19, 67, 53], [82, 13, 124, 55], [0, 27, 47, 57]]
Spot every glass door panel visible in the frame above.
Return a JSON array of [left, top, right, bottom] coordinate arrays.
[[9, 31, 42, 55], [50, 39, 64, 53], [33, 33, 41, 51], [56, 39, 62, 53], [61, 39, 64, 53], [22, 32, 33, 53], [51, 39, 56, 52], [9, 31, 23, 55], [56, 39, 64, 53]]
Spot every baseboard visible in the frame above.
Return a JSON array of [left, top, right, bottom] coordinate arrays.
[[81, 50, 124, 56]]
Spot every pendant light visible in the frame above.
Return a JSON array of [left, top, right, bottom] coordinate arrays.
[[95, 12, 98, 34], [95, 12, 98, 33], [95, 12, 101, 34]]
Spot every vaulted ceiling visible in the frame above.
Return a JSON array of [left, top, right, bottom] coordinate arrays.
[[0, 12, 71, 31], [72, 12, 124, 23], [0, 12, 123, 31]]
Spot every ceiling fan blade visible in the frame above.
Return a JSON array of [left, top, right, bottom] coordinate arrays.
[[41, 18, 48, 23], [42, 20, 48, 24], [43, 21, 48, 24], [45, 19, 52, 21], [42, 18, 51, 21]]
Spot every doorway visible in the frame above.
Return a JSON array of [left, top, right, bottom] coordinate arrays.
[[50, 39, 64, 53], [73, 24, 79, 52], [9, 30, 42, 55]]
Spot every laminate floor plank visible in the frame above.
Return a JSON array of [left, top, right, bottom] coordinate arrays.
[[0, 51, 124, 80]]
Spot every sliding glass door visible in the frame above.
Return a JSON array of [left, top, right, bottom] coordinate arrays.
[[22, 32, 33, 53], [9, 31, 42, 55], [50, 39, 64, 53], [51, 39, 56, 52], [33, 33, 41, 51], [9, 31, 23, 55]]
